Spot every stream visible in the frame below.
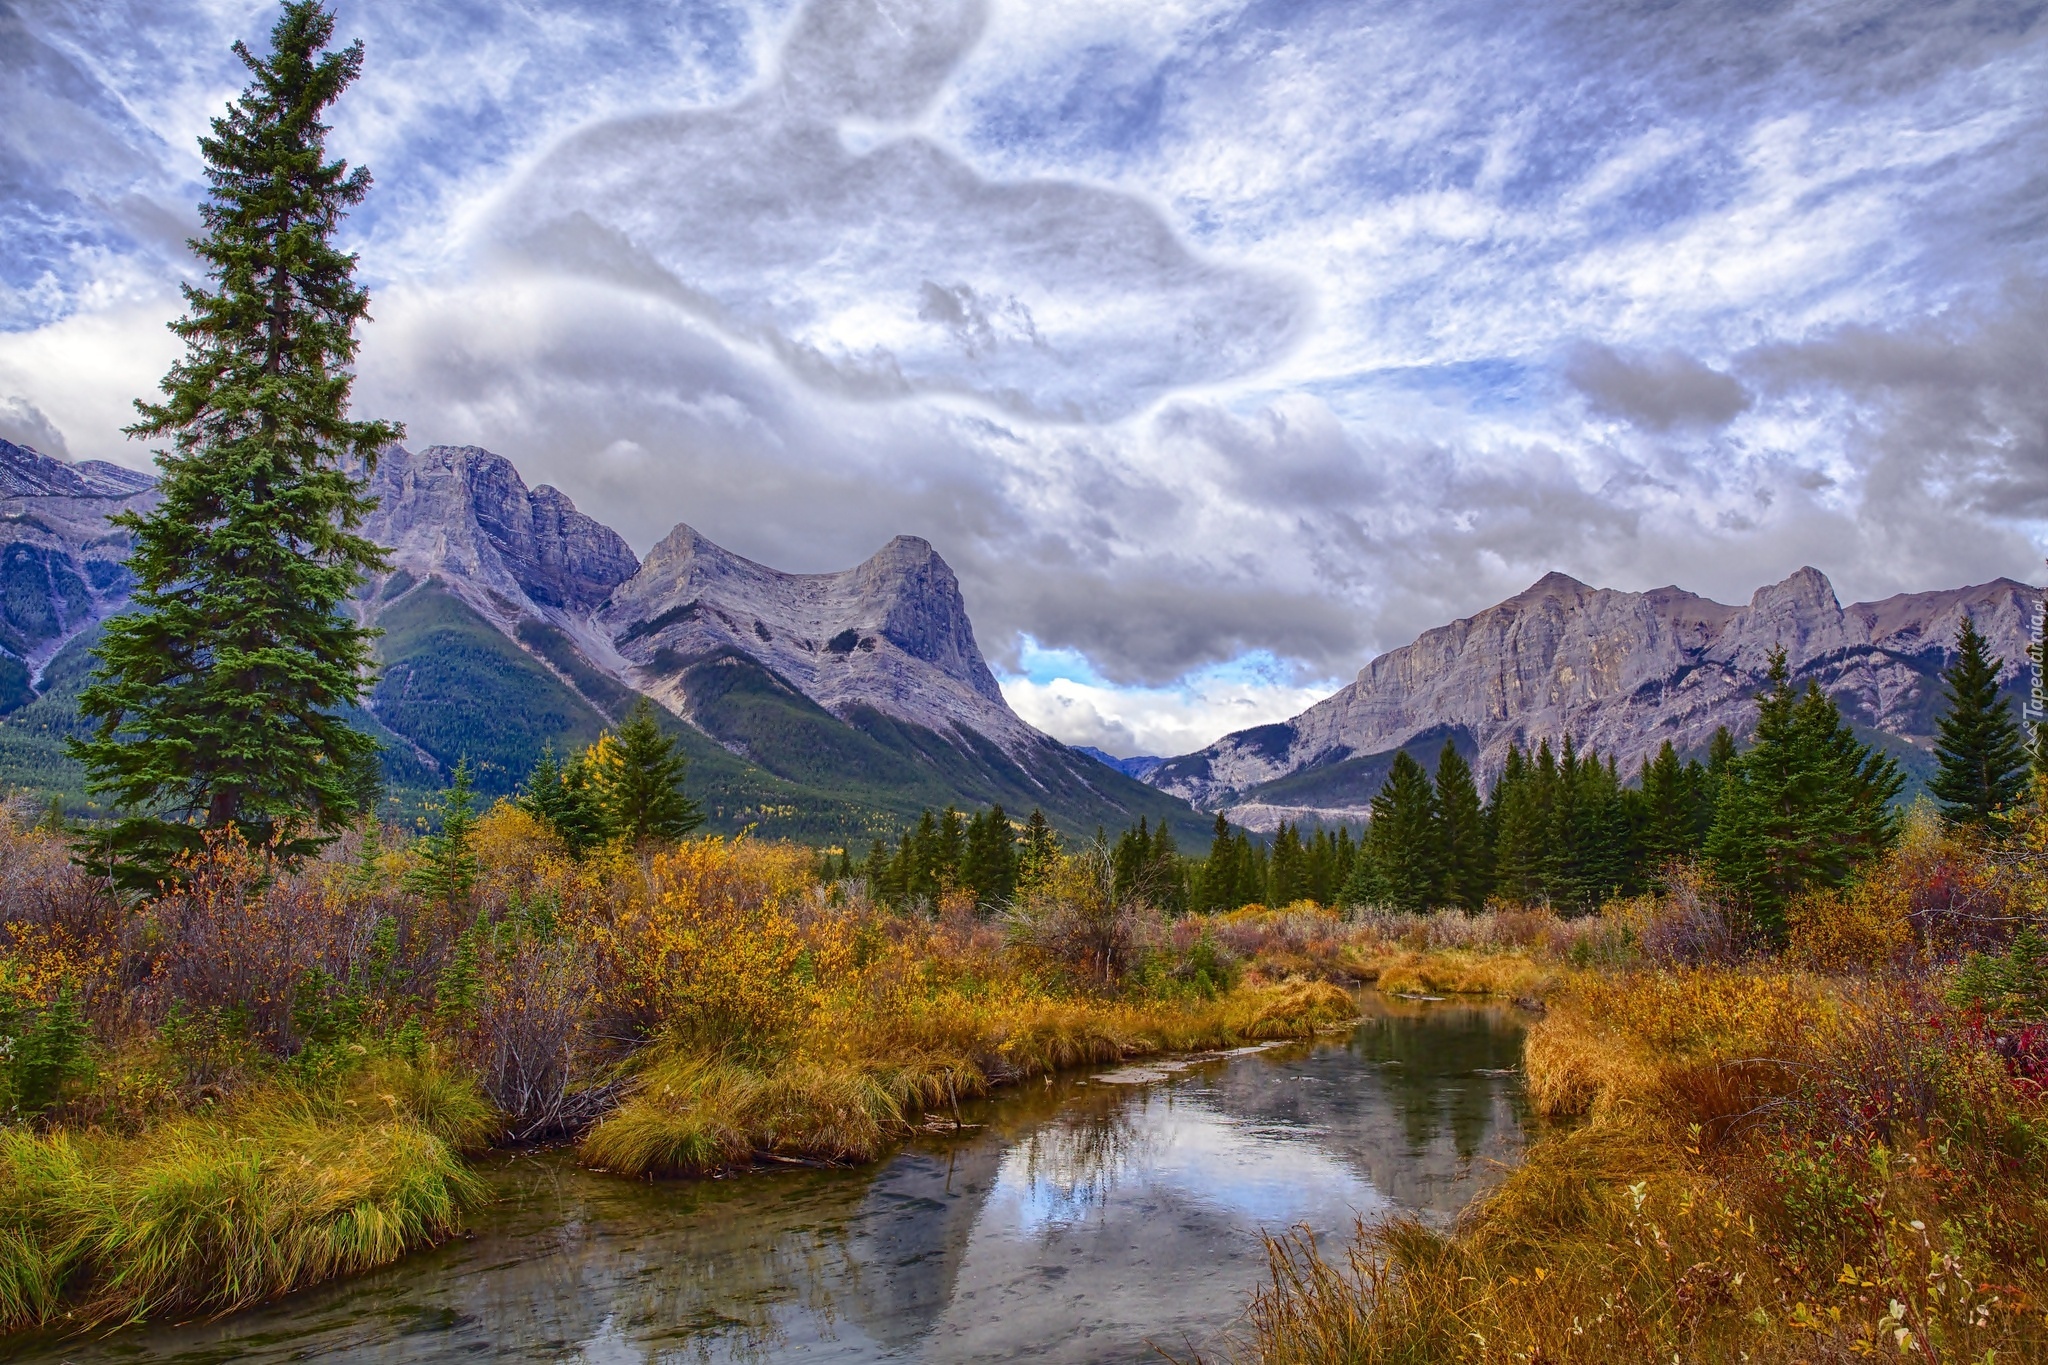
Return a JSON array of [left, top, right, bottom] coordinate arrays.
[[21, 996, 1533, 1364]]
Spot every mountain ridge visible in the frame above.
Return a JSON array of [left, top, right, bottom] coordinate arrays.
[[1147, 565, 2041, 829], [0, 438, 1212, 845]]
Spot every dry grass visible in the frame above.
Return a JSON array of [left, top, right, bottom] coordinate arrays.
[[582, 979, 1357, 1177], [0, 1060, 488, 1332], [1367, 949, 1561, 1000], [1238, 962, 2048, 1364]]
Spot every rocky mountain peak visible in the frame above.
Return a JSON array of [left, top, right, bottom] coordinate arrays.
[[1150, 567, 2043, 827], [0, 439, 154, 499], [366, 444, 638, 618], [600, 519, 1029, 750]]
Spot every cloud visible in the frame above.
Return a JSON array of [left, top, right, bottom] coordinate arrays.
[[1565, 343, 1750, 432], [0, 396, 69, 457], [491, 0, 1308, 422], [5, 0, 2048, 760]]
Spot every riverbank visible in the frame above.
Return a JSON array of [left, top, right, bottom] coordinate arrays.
[[0, 805, 1357, 1332], [1241, 823, 2048, 1363]]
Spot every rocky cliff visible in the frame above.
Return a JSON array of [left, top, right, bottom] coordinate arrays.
[[0, 439, 155, 704], [346, 443, 1203, 839], [597, 523, 1038, 755], [1149, 567, 2041, 828], [364, 444, 639, 622]]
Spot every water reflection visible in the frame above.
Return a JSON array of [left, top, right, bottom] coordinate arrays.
[[19, 996, 1530, 1365]]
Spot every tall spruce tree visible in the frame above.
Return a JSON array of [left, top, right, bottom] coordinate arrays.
[[1707, 651, 1904, 935], [1433, 742, 1491, 910], [1486, 745, 1542, 904], [1268, 822, 1308, 905], [2028, 587, 2048, 784], [1929, 616, 2028, 825], [72, 1, 398, 884], [1018, 809, 1060, 895], [1637, 740, 1699, 878], [590, 698, 703, 846], [1363, 749, 1440, 911], [961, 806, 1019, 907], [1198, 813, 1237, 911]]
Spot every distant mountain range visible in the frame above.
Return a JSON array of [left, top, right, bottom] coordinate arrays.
[[8, 435, 2037, 844], [0, 438, 1211, 846], [1075, 747, 1165, 781], [1144, 567, 2042, 831]]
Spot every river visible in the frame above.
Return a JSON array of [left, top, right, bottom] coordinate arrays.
[[19, 995, 1533, 1364]]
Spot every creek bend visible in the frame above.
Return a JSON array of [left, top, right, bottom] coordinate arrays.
[[23, 996, 1532, 1364]]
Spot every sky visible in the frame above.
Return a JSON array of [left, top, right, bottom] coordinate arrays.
[[3, 0, 2046, 758]]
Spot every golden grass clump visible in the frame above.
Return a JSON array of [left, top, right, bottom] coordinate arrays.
[[1522, 966, 1837, 1119], [0, 1066, 487, 1331], [1369, 948, 1559, 1000]]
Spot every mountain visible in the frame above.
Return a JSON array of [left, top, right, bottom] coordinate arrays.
[[0, 439, 154, 710], [0, 437, 1206, 844], [355, 443, 1210, 844], [1076, 746, 1166, 781], [1149, 567, 2041, 831]]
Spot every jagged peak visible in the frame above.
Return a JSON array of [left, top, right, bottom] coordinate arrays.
[[0, 437, 153, 499], [1748, 565, 1839, 613]]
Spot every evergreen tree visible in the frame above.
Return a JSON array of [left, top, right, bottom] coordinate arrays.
[[905, 810, 943, 906], [405, 758, 478, 907], [1197, 813, 1237, 911], [71, 1, 398, 885], [1543, 737, 1590, 911], [1707, 651, 1904, 935], [961, 805, 1019, 907], [1928, 615, 2028, 825], [1486, 745, 1538, 904], [517, 743, 608, 854], [1018, 809, 1060, 894], [1268, 822, 1308, 906], [936, 807, 967, 887], [1433, 742, 1491, 910], [2029, 589, 2048, 784], [1630, 740, 1695, 871], [860, 838, 892, 900], [1363, 750, 1440, 911], [1233, 830, 1270, 907], [590, 698, 702, 846]]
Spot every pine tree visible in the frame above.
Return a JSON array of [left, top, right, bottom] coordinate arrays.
[[1486, 745, 1537, 904], [2028, 587, 2048, 784], [1018, 809, 1060, 894], [405, 758, 478, 907], [1268, 822, 1307, 905], [1197, 813, 1237, 911], [1234, 830, 1270, 906], [1929, 616, 2028, 825], [517, 743, 608, 854], [1707, 651, 1904, 935], [1364, 749, 1440, 911], [590, 697, 702, 846], [1637, 741, 1694, 873], [70, 2, 398, 885], [961, 805, 1019, 907], [1433, 742, 1490, 911]]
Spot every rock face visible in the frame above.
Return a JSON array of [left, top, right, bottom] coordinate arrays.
[[0, 438, 153, 500], [1149, 567, 2041, 827], [0, 440, 156, 699], [598, 523, 1036, 754], [365, 444, 639, 620]]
